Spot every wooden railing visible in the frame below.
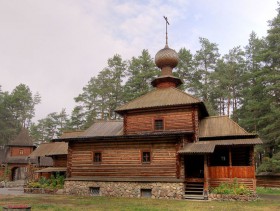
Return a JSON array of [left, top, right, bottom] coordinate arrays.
[[208, 166, 255, 179]]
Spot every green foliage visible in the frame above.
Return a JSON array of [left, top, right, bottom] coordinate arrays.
[[0, 84, 40, 144], [257, 152, 280, 173], [30, 108, 70, 142], [28, 173, 65, 190], [210, 179, 251, 195], [124, 49, 159, 102], [257, 187, 280, 195]]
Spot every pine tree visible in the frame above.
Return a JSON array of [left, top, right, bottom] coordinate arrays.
[[124, 49, 159, 102]]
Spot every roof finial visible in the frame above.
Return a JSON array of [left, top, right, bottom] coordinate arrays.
[[163, 16, 169, 46]]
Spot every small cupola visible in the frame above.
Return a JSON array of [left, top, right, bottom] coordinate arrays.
[[151, 16, 183, 88]]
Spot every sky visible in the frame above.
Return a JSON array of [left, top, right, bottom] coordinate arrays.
[[0, 0, 278, 121]]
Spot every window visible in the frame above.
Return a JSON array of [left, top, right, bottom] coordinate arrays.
[[142, 151, 151, 163], [93, 152, 102, 163], [154, 119, 164, 130], [141, 189, 152, 198], [19, 149, 24, 155], [89, 187, 100, 196], [209, 147, 229, 166], [232, 147, 251, 166]]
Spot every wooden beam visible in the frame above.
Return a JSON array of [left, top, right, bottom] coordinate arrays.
[[204, 154, 209, 191], [229, 147, 232, 178]]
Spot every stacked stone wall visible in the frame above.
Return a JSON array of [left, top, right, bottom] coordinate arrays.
[[64, 180, 184, 199]]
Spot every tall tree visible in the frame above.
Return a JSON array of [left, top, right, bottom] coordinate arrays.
[[30, 109, 70, 142], [260, 5, 280, 146], [233, 32, 267, 132], [74, 54, 126, 127], [213, 46, 246, 116], [124, 50, 159, 102], [0, 87, 17, 145], [174, 48, 194, 91], [6, 84, 41, 128], [191, 38, 220, 114]]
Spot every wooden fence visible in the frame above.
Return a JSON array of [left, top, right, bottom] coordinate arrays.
[[256, 174, 280, 188]]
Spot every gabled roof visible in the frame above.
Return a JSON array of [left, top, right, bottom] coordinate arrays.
[[82, 121, 123, 137], [28, 142, 68, 157], [199, 116, 253, 138], [7, 128, 34, 147], [115, 87, 207, 114]]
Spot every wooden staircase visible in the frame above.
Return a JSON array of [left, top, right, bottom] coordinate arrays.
[[184, 182, 205, 200]]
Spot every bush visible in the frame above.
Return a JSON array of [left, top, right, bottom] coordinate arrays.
[[210, 179, 251, 195], [27, 173, 65, 190], [257, 152, 280, 173]]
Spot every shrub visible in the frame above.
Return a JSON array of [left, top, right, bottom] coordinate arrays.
[[210, 179, 251, 195], [27, 173, 65, 190], [257, 152, 280, 173]]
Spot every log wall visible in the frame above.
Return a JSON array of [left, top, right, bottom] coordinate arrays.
[[53, 155, 67, 167], [125, 108, 194, 134], [68, 140, 178, 178], [256, 175, 280, 188]]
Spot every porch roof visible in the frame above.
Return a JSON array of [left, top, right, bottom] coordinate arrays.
[[178, 138, 262, 154]]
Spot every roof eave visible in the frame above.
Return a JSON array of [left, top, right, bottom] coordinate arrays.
[[54, 131, 194, 142]]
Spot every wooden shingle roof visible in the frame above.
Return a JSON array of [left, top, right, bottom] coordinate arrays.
[[199, 116, 252, 138], [115, 87, 207, 114], [60, 131, 84, 139], [7, 128, 34, 147], [28, 142, 68, 157], [82, 121, 123, 137]]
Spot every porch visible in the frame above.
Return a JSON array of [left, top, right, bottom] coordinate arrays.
[[179, 141, 260, 199]]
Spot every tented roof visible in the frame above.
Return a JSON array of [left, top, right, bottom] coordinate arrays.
[[7, 128, 34, 147]]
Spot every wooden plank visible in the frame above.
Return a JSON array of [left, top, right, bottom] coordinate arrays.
[[69, 140, 179, 178]]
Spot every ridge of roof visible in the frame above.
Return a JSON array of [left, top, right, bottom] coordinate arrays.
[[115, 87, 203, 113]]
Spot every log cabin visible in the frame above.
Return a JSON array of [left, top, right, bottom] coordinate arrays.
[[57, 42, 262, 200], [28, 142, 67, 179], [28, 131, 83, 180]]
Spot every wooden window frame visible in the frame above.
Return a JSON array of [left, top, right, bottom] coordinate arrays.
[[93, 151, 102, 164], [19, 149, 24, 155], [154, 118, 164, 131], [141, 150, 151, 164]]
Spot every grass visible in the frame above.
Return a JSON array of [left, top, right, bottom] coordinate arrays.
[[257, 187, 280, 195], [0, 194, 280, 211]]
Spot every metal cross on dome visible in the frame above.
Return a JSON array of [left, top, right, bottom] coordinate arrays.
[[163, 16, 169, 46]]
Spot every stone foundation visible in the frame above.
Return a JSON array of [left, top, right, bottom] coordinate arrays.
[[64, 180, 184, 199]]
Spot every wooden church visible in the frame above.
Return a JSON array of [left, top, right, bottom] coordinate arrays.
[[58, 27, 262, 200]]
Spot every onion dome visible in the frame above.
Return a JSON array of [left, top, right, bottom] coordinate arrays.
[[155, 44, 179, 69]]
